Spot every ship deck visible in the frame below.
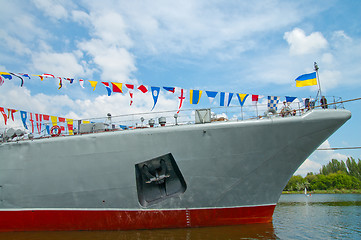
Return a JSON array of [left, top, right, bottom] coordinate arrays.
[[0, 96, 345, 143]]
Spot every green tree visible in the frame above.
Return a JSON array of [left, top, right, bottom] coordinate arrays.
[[284, 175, 307, 191], [320, 159, 347, 175], [346, 157, 361, 180], [285, 157, 361, 192]]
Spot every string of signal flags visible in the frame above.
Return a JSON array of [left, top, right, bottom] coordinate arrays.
[[0, 71, 317, 113]]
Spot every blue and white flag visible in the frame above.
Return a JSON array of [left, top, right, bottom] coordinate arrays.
[[101, 82, 112, 96], [220, 92, 233, 106], [268, 96, 280, 110], [163, 87, 175, 93], [151, 86, 160, 110], [206, 91, 218, 104], [20, 111, 28, 130], [285, 96, 297, 104]]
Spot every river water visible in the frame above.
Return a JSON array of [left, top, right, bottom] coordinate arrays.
[[0, 194, 360, 239]]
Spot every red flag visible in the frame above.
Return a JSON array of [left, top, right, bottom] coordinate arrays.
[[58, 77, 63, 90], [138, 85, 148, 93], [101, 82, 112, 96], [58, 117, 66, 131], [35, 114, 42, 134], [177, 89, 185, 114], [125, 84, 134, 90], [111, 82, 123, 93], [126, 84, 135, 106], [252, 95, 259, 103], [29, 113, 35, 133], [43, 73, 55, 78], [8, 109, 17, 121], [0, 107, 7, 125], [79, 79, 85, 88]]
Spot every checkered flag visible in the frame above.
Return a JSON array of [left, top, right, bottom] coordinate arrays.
[[268, 96, 280, 110]]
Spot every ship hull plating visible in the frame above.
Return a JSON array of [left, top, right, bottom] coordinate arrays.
[[0, 109, 351, 231]]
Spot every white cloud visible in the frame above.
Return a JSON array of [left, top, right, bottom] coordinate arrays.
[[32, 0, 73, 20], [79, 40, 136, 83], [284, 28, 328, 55], [318, 69, 341, 91], [77, 1, 306, 59], [71, 10, 91, 26], [0, 30, 32, 56], [31, 51, 89, 78], [321, 53, 334, 65], [75, 9, 137, 83], [295, 140, 348, 176], [332, 30, 352, 42]]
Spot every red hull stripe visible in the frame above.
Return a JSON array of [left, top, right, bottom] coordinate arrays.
[[0, 205, 275, 232]]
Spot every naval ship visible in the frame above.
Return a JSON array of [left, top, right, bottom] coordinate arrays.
[[0, 99, 351, 231]]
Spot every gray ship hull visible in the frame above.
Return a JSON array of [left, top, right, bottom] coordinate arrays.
[[0, 109, 351, 231]]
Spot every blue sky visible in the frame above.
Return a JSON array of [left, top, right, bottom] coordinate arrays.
[[0, 0, 360, 175]]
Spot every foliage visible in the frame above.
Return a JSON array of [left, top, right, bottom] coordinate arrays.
[[284, 157, 361, 192]]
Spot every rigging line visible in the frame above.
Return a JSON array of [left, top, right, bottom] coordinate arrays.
[[317, 147, 361, 150]]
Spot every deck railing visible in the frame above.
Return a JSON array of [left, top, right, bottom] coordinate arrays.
[[0, 96, 347, 142]]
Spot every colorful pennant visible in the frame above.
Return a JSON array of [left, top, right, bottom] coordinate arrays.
[[220, 92, 233, 107], [0, 72, 12, 80], [236, 93, 249, 107], [163, 87, 175, 93], [138, 85, 148, 93], [268, 96, 280, 110], [206, 91, 218, 104], [20, 111, 28, 129], [111, 82, 123, 93], [0, 107, 7, 125], [79, 79, 85, 88], [177, 89, 185, 113], [151, 86, 160, 110], [89, 80, 98, 91], [125, 84, 134, 106], [101, 82, 112, 96], [189, 90, 202, 104]]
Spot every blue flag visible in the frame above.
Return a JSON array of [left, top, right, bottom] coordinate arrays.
[[220, 92, 233, 106], [285, 96, 297, 104], [189, 90, 202, 104], [268, 96, 280, 110], [236, 93, 249, 107], [0, 72, 12, 80], [151, 86, 160, 110], [20, 111, 28, 130], [163, 87, 175, 93], [101, 82, 112, 96], [206, 91, 218, 104]]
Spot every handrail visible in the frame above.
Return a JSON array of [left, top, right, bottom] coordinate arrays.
[[1, 96, 360, 141]]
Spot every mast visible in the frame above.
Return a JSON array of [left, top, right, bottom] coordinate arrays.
[[314, 62, 322, 98]]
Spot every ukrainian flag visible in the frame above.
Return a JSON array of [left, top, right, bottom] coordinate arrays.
[[295, 72, 317, 87]]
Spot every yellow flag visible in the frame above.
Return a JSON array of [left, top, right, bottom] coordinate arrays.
[[51, 116, 58, 126], [88, 81, 98, 91], [66, 118, 74, 135]]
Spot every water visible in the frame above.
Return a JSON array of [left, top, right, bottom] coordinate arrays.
[[273, 194, 361, 239], [0, 194, 360, 239]]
